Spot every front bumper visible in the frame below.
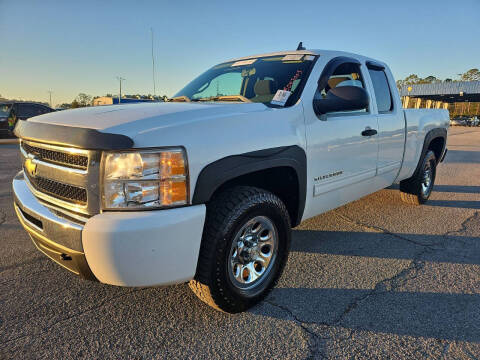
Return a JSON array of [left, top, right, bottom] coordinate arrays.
[[13, 171, 95, 280], [13, 171, 206, 287]]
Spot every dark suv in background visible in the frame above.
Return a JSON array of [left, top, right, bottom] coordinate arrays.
[[0, 102, 55, 137]]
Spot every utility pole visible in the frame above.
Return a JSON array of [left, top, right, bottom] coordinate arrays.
[[150, 27, 156, 97], [47, 90, 53, 108], [116, 76, 125, 104]]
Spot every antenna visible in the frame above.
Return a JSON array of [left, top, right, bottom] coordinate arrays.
[[296, 42, 306, 51]]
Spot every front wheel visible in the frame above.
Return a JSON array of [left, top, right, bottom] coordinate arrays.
[[189, 186, 291, 313], [400, 150, 437, 205]]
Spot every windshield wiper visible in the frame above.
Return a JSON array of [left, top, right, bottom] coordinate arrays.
[[168, 95, 191, 102], [191, 95, 251, 103]]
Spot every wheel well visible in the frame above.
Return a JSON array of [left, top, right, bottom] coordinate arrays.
[[213, 167, 301, 227], [428, 137, 445, 163]]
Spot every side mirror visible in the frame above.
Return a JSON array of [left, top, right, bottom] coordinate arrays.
[[313, 86, 369, 116]]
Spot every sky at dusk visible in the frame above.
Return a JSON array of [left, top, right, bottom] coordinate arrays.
[[1, 0, 479, 106]]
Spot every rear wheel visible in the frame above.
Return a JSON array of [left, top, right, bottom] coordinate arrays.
[[400, 150, 437, 205], [189, 186, 291, 313]]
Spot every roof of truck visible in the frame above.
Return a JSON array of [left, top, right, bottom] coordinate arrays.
[[227, 49, 385, 67]]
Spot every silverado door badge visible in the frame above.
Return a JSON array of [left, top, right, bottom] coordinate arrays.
[[314, 170, 343, 182]]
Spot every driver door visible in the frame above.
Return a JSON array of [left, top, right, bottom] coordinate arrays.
[[303, 58, 379, 218]]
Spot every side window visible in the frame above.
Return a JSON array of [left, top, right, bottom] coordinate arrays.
[[17, 104, 37, 118], [316, 62, 368, 113], [36, 105, 52, 115], [368, 69, 393, 113]]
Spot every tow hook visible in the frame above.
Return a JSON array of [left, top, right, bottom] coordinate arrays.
[[61, 253, 72, 261]]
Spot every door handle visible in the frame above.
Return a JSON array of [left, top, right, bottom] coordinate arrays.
[[361, 128, 377, 137]]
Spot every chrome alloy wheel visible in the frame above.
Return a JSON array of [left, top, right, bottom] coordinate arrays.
[[228, 216, 278, 289], [421, 162, 433, 197]]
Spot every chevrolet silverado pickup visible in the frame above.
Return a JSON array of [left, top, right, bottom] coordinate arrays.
[[12, 49, 449, 313]]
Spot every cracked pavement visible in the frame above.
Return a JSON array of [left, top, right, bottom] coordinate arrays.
[[1, 127, 479, 359]]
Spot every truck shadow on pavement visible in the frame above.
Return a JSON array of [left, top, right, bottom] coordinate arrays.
[[388, 183, 480, 194], [426, 200, 480, 209], [433, 185, 480, 194], [251, 228, 480, 343], [386, 184, 480, 209], [290, 229, 480, 265], [443, 150, 480, 164]]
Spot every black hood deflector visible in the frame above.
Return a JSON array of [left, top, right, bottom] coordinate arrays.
[[14, 120, 134, 150]]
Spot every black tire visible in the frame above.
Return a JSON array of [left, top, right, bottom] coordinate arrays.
[[400, 150, 437, 205], [189, 186, 291, 313]]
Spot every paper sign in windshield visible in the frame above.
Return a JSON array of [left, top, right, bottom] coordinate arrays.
[[271, 90, 292, 106]]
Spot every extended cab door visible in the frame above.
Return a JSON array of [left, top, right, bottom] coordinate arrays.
[[365, 62, 405, 188], [302, 57, 379, 219]]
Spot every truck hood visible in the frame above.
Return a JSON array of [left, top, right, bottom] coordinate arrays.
[[30, 102, 270, 137]]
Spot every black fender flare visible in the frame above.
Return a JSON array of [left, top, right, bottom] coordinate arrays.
[[402, 127, 447, 194], [414, 128, 447, 175], [192, 145, 307, 226]]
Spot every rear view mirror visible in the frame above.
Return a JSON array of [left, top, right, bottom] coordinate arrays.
[[313, 86, 369, 116]]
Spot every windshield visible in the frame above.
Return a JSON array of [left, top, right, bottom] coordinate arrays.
[[0, 104, 12, 117], [173, 54, 317, 107]]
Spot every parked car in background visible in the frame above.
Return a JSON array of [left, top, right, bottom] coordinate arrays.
[[0, 102, 55, 137], [467, 116, 479, 127], [450, 116, 467, 126]]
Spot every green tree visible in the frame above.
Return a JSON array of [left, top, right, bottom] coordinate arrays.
[[57, 103, 72, 109], [71, 93, 92, 108], [404, 74, 422, 84], [397, 74, 420, 89], [423, 75, 439, 83], [460, 68, 480, 81]]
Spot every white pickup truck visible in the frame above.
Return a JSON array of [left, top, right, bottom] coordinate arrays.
[[13, 48, 449, 313]]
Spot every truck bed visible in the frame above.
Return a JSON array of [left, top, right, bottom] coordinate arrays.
[[398, 109, 450, 181]]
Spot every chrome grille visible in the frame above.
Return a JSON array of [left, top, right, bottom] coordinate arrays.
[[22, 141, 88, 169], [27, 175, 87, 204], [20, 140, 101, 215]]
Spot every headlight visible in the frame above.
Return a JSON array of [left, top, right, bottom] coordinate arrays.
[[101, 148, 188, 209]]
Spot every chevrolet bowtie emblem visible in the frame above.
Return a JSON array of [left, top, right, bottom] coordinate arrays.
[[25, 157, 37, 178]]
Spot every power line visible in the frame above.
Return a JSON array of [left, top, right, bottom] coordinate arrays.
[[47, 90, 53, 107], [151, 28, 156, 97], [116, 77, 125, 104]]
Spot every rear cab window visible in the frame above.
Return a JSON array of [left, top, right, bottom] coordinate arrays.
[[367, 65, 393, 113]]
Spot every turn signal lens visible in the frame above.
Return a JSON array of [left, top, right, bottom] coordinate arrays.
[[160, 180, 187, 206], [160, 151, 185, 178]]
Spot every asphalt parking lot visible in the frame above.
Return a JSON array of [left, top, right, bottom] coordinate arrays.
[[0, 127, 479, 359]]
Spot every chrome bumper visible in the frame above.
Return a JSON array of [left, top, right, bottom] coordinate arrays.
[[13, 171, 96, 280]]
